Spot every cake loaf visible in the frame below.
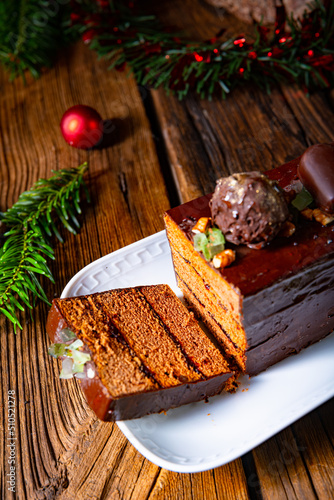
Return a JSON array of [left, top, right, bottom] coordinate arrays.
[[164, 151, 334, 376], [47, 284, 234, 421]]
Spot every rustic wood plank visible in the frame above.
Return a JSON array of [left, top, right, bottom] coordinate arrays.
[[292, 402, 334, 500], [98, 449, 160, 500], [1, 0, 333, 498], [145, 0, 247, 42], [149, 0, 316, 203], [147, 460, 250, 500], [152, 85, 309, 203], [250, 401, 334, 500], [0, 40, 169, 499], [280, 87, 334, 145], [251, 428, 317, 499], [148, 1, 334, 499], [318, 398, 334, 447]]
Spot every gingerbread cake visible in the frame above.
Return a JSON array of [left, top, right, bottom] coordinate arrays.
[[47, 284, 234, 421], [164, 144, 334, 375]]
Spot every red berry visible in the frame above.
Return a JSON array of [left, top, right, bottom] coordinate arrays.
[[97, 0, 109, 7], [60, 105, 103, 150], [82, 29, 97, 44], [70, 12, 81, 23]]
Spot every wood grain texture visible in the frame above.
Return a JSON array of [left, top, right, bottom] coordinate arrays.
[[149, 1, 334, 499], [251, 401, 334, 500], [150, 0, 334, 202], [147, 460, 249, 500], [0, 41, 169, 500], [1, 0, 333, 499]]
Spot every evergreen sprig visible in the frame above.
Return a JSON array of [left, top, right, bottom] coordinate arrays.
[[0, 0, 74, 80], [0, 163, 89, 330]]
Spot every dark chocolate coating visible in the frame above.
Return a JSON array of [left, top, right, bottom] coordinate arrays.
[[166, 157, 334, 374], [298, 143, 334, 214], [210, 172, 289, 248], [244, 252, 334, 375], [46, 301, 232, 421]]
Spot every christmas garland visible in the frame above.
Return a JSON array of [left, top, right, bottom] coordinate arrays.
[[0, 0, 333, 97], [76, 0, 334, 98]]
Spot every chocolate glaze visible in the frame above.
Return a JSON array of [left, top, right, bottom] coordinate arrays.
[[166, 157, 334, 374], [298, 143, 334, 214], [46, 301, 232, 421], [244, 253, 334, 375], [167, 160, 334, 297]]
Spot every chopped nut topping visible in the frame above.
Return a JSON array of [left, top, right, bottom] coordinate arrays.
[[212, 249, 236, 269], [192, 217, 211, 234], [300, 208, 313, 220], [279, 221, 296, 238], [284, 189, 297, 205], [301, 207, 334, 226], [313, 208, 334, 226]]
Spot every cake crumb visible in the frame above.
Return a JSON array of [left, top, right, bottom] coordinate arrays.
[[224, 376, 240, 393]]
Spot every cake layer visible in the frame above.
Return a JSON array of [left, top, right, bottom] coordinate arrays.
[[165, 211, 247, 370], [47, 285, 233, 420], [165, 157, 334, 375], [47, 297, 159, 399], [92, 288, 202, 387], [169, 242, 245, 368], [140, 285, 232, 377]]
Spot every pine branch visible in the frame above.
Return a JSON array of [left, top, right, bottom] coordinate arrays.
[[0, 0, 76, 80], [0, 163, 89, 330]]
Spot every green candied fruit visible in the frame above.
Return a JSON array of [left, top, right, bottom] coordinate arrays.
[[48, 343, 66, 358], [49, 337, 91, 380], [58, 327, 76, 342], [206, 242, 225, 260], [68, 338, 83, 350], [72, 362, 85, 374], [207, 227, 225, 246], [202, 244, 212, 261], [194, 232, 208, 252], [194, 227, 225, 261], [291, 187, 313, 211], [71, 349, 91, 365]]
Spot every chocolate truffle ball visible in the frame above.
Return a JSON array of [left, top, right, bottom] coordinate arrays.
[[210, 171, 289, 248]]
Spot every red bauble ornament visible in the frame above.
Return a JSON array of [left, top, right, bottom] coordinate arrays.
[[60, 105, 103, 149]]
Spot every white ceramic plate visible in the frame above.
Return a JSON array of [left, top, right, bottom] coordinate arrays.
[[62, 231, 334, 473]]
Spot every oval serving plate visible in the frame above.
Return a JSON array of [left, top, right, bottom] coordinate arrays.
[[61, 230, 334, 473]]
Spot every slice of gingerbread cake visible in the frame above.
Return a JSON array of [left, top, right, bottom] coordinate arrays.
[[47, 284, 234, 421], [164, 143, 334, 375]]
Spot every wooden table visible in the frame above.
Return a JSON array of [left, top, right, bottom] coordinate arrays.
[[1, 1, 333, 498]]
